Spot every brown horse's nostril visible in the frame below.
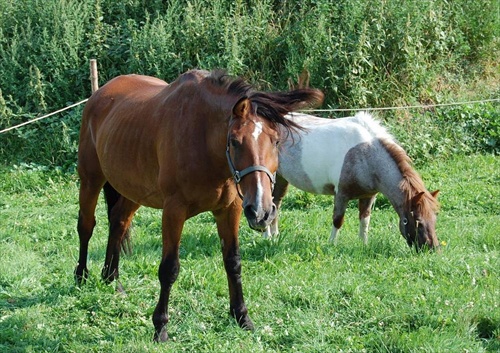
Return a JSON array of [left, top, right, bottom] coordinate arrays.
[[244, 204, 258, 220], [268, 204, 277, 221], [244, 203, 276, 226]]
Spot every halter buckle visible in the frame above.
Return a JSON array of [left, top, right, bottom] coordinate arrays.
[[233, 171, 241, 183]]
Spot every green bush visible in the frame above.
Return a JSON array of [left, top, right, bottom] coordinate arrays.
[[0, 0, 498, 169], [384, 102, 500, 165]]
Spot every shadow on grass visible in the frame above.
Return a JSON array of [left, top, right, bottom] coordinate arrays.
[[0, 315, 62, 353], [0, 281, 83, 353]]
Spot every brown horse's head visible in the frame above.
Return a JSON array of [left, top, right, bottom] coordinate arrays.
[[226, 84, 324, 231], [399, 190, 440, 251]]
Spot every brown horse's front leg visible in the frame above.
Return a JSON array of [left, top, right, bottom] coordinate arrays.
[[153, 250, 180, 342], [223, 242, 254, 330], [152, 206, 185, 342], [214, 204, 254, 331]]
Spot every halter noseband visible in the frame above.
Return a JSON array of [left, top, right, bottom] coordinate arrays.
[[225, 134, 276, 199]]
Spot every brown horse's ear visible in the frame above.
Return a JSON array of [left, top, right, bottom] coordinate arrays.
[[412, 191, 426, 205], [430, 190, 440, 199], [232, 97, 251, 119]]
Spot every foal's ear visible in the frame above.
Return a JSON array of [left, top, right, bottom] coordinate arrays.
[[412, 191, 426, 205], [430, 190, 440, 199], [232, 97, 251, 119]]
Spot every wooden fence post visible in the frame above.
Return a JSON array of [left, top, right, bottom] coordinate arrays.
[[90, 59, 99, 93]]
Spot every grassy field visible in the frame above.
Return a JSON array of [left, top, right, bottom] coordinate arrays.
[[0, 154, 499, 352]]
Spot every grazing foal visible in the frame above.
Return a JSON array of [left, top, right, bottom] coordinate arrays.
[[265, 112, 440, 250]]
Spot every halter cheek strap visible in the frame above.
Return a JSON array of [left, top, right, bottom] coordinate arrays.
[[225, 138, 276, 199]]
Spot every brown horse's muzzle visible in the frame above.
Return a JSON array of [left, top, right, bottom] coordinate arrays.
[[244, 201, 277, 231]]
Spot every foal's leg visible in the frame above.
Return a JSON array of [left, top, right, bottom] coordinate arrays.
[[153, 204, 186, 342], [263, 174, 289, 238], [214, 203, 254, 330], [358, 196, 376, 245], [329, 194, 349, 244], [101, 184, 140, 289]]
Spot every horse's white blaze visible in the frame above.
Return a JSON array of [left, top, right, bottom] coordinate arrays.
[[255, 173, 265, 211], [252, 121, 263, 141]]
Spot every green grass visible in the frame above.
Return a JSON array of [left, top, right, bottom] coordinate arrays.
[[0, 154, 499, 352]]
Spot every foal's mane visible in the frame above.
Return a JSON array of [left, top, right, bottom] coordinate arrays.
[[205, 70, 323, 134], [379, 139, 440, 216]]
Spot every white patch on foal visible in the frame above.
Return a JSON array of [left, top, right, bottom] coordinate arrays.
[[252, 121, 263, 141]]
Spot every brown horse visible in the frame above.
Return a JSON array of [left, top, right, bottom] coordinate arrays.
[[75, 69, 323, 341]]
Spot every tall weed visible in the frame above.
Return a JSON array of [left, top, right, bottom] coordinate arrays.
[[0, 0, 498, 169]]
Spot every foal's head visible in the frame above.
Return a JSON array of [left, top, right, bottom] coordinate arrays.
[[225, 81, 324, 231], [379, 139, 441, 251], [399, 190, 440, 251]]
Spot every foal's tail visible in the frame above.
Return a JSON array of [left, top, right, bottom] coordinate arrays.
[[354, 112, 393, 140], [103, 182, 133, 255]]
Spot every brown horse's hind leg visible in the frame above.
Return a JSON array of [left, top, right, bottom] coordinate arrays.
[[101, 185, 140, 290], [75, 135, 107, 284], [263, 174, 289, 238], [213, 203, 254, 331], [358, 196, 376, 245]]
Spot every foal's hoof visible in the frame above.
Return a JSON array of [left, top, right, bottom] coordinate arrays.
[[115, 281, 127, 295], [153, 327, 168, 343]]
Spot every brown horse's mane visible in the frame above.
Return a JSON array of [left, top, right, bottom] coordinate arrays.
[[379, 139, 440, 216], [204, 70, 323, 134]]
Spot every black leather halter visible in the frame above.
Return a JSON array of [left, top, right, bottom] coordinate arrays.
[[225, 134, 276, 199]]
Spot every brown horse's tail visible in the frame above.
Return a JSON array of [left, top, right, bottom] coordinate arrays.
[[103, 182, 133, 255]]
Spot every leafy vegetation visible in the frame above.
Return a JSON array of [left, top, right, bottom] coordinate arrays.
[[0, 155, 499, 352], [0, 1, 498, 351], [384, 102, 500, 165], [0, 0, 498, 168]]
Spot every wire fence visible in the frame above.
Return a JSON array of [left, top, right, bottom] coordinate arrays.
[[305, 98, 500, 113], [0, 98, 89, 134], [0, 97, 498, 135]]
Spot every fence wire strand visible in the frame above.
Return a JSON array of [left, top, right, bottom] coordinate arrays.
[[0, 98, 89, 134], [0, 97, 498, 135], [303, 98, 500, 113]]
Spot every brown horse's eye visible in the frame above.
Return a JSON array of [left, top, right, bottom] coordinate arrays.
[[230, 139, 241, 148]]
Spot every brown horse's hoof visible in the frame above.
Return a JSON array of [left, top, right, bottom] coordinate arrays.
[[74, 266, 88, 285], [238, 315, 255, 331]]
